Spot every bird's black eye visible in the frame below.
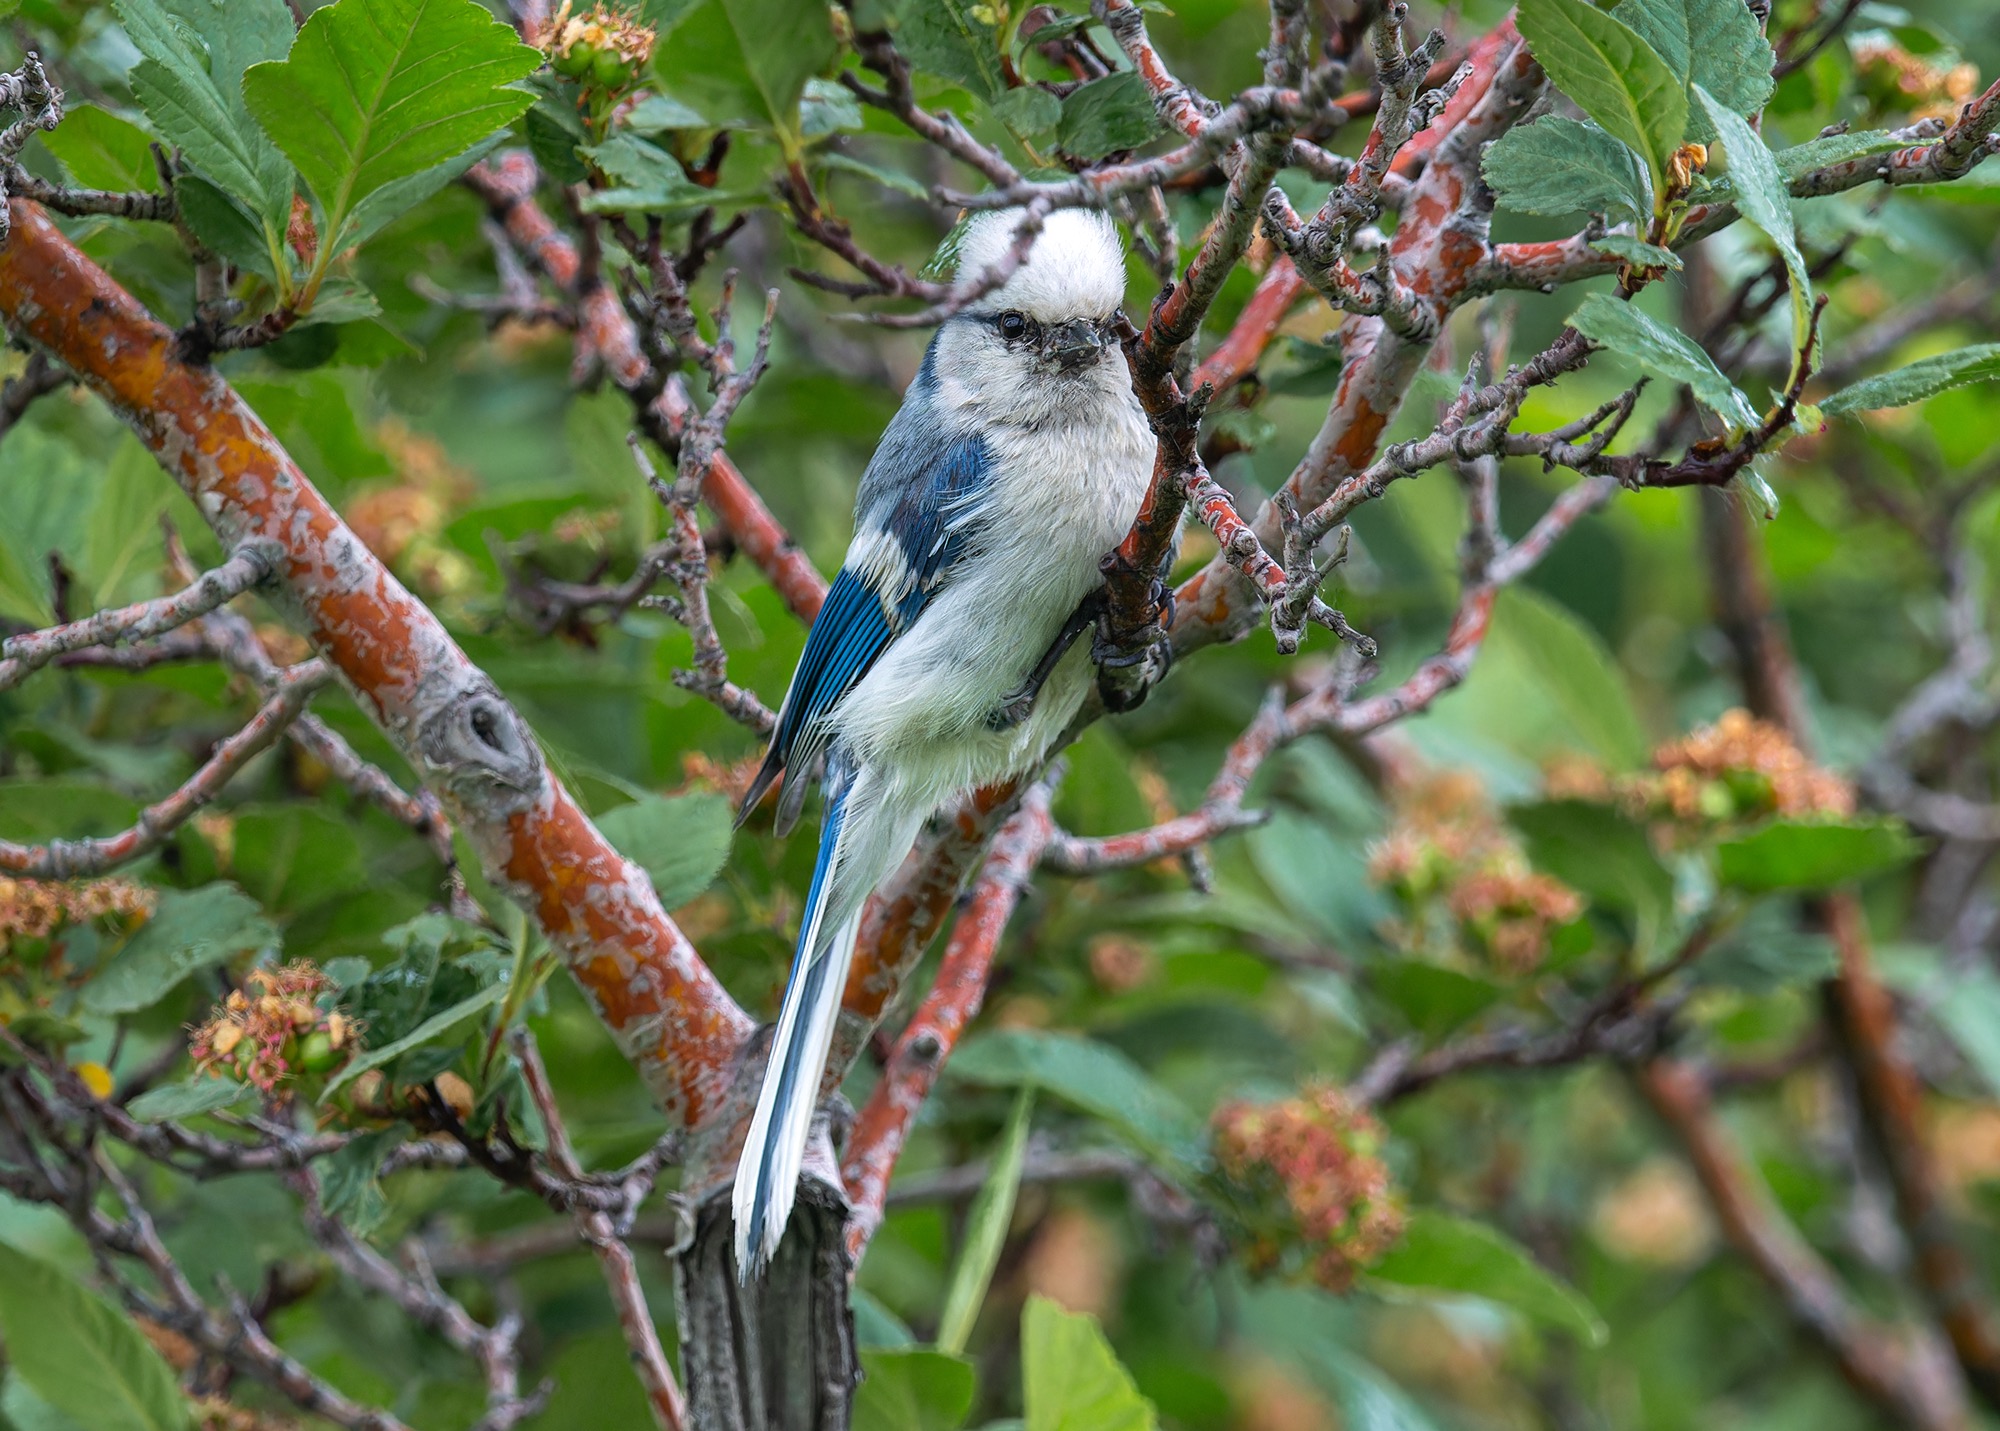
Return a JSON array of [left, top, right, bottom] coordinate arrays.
[[997, 310, 1029, 341]]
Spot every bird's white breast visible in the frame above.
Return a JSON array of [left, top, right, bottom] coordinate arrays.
[[830, 352, 1155, 810]]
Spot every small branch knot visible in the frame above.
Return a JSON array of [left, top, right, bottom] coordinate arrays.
[[418, 680, 545, 808]]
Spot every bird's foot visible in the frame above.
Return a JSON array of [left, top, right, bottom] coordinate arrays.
[[985, 588, 1107, 731]]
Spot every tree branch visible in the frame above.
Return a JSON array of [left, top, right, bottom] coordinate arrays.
[[0, 539, 280, 692], [0, 659, 331, 876], [840, 784, 1056, 1260], [0, 197, 753, 1128], [514, 1030, 688, 1431], [1638, 1059, 1971, 1430]]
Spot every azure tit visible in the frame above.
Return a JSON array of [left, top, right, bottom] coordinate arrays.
[[731, 207, 1155, 1276]]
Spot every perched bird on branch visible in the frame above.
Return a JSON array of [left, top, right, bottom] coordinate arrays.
[[732, 207, 1155, 1275]]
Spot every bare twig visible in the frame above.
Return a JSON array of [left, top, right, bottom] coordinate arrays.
[[1640, 1059, 1971, 1430], [0, 539, 279, 691], [0, 660, 332, 876], [0, 349, 70, 438], [513, 1031, 688, 1431]]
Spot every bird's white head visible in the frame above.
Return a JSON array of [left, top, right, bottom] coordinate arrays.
[[954, 207, 1128, 325], [939, 208, 1131, 399]]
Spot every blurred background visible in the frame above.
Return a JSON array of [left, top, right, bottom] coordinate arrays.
[[8, 0, 2000, 1425]]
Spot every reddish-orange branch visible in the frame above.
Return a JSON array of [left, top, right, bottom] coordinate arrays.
[[0, 199, 752, 1126], [840, 788, 1054, 1258], [1187, 258, 1309, 397], [465, 155, 828, 624], [833, 777, 1024, 1069], [1170, 26, 1539, 652], [1824, 897, 2000, 1406]]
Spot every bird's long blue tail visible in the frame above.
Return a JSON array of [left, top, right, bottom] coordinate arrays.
[[732, 756, 862, 1278]]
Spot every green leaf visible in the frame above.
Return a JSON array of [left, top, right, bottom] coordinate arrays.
[[1370, 961, 1505, 1038], [164, 0, 298, 103], [319, 1127, 399, 1233], [1248, 808, 1386, 947], [1570, 292, 1758, 429], [299, 277, 381, 327], [82, 884, 278, 1016], [948, 1030, 1205, 1176], [1020, 12, 1093, 45], [1611, 0, 1773, 127], [1923, 963, 2000, 1097], [344, 132, 509, 250], [820, 152, 932, 202], [7, 1014, 87, 1051], [595, 790, 734, 908], [1680, 0, 1776, 117], [4, 1377, 91, 1431], [1589, 233, 1682, 270], [992, 86, 1063, 141], [853, 1288, 917, 1349], [626, 92, 714, 133], [801, 76, 864, 137], [1482, 116, 1652, 222], [42, 106, 160, 192], [1820, 343, 2000, 415], [242, 0, 539, 251], [854, 1348, 977, 1431], [175, 175, 279, 280], [82, 442, 176, 611], [321, 982, 506, 1099], [1515, 0, 1687, 195], [653, 0, 839, 133], [892, 0, 1007, 102], [226, 805, 368, 911], [525, 75, 592, 186], [1776, 128, 1905, 181], [938, 1089, 1033, 1355], [1056, 72, 1162, 160], [1295, 1345, 1441, 1431], [1697, 906, 1837, 993], [1697, 87, 1812, 360], [1715, 818, 1921, 893], [124, 1078, 259, 1123], [0, 1241, 190, 1431], [1264, 335, 1346, 396], [1493, 587, 1649, 769], [1369, 1211, 1608, 1346], [114, 0, 294, 232], [578, 134, 721, 216], [1509, 799, 1675, 950], [1021, 1296, 1157, 1431]]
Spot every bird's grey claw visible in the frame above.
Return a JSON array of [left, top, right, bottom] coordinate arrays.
[[986, 686, 1037, 731]]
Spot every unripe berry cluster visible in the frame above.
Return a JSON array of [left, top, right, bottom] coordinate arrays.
[[190, 962, 359, 1096], [1369, 770, 1583, 974], [1212, 1084, 1406, 1292], [538, 1, 657, 94]]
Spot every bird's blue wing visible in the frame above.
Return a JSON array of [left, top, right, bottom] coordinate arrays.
[[737, 422, 992, 830]]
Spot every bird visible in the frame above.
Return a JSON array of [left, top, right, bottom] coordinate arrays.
[[731, 206, 1157, 1276]]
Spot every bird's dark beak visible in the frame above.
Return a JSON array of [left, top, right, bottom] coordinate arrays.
[[1044, 318, 1106, 372]]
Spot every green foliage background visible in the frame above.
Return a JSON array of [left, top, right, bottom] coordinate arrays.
[[4, 0, 2000, 1425]]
